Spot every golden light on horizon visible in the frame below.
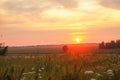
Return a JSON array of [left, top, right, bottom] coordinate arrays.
[[1, 0, 120, 46], [75, 38, 82, 43]]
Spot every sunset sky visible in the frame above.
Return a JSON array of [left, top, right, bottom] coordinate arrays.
[[0, 0, 120, 46]]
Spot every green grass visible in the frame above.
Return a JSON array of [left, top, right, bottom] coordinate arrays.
[[0, 52, 120, 80]]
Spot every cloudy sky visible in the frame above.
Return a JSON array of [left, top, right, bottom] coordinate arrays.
[[0, 0, 120, 46]]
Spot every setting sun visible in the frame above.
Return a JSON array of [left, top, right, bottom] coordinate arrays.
[[1, 0, 120, 46], [75, 38, 81, 43]]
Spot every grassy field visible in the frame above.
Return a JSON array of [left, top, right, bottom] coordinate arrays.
[[0, 44, 120, 80]]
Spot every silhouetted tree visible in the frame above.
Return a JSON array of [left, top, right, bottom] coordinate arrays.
[[99, 39, 120, 49], [0, 46, 8, 55], [110, 40, 116, 48], [106, 42, 111, 49], [116, 40, 120, 48], [63, 45, 68, 53], [99, 41, 105, 49]]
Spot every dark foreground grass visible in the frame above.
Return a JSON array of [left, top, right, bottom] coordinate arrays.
[[0, 52, 120, 80]]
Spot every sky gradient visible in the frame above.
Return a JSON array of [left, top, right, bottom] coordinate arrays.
[[0, 0, 120, 46]]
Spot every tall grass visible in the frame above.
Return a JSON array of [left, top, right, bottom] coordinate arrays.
[[0, 53, 120, 80]]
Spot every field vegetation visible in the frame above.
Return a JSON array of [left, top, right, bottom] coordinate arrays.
[[0, 44, 120, 80]]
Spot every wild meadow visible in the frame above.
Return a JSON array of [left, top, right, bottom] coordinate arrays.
[[0, 46, 120, 80], [1, 0, 120, 79]]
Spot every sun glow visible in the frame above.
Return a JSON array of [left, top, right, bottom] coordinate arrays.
[[75, 38, 82, 43]]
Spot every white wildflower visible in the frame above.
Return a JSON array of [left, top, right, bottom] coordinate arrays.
[[96, 73, 103, 77], [38, 73, 41, 76], [23, 72, 31, 75], [107, 69, 114, 76], [32, 67, 35, 70], [23, 71, 36, 75], [90, 78, 96, 80], [84, 70, 94, 74], [41, 67, 45, 70], [28, 71, 36, 74], [39, 69, 42, 72], [38, 76, 42, 79]]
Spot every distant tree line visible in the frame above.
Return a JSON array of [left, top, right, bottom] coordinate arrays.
[[99, 40, 120, 49]]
